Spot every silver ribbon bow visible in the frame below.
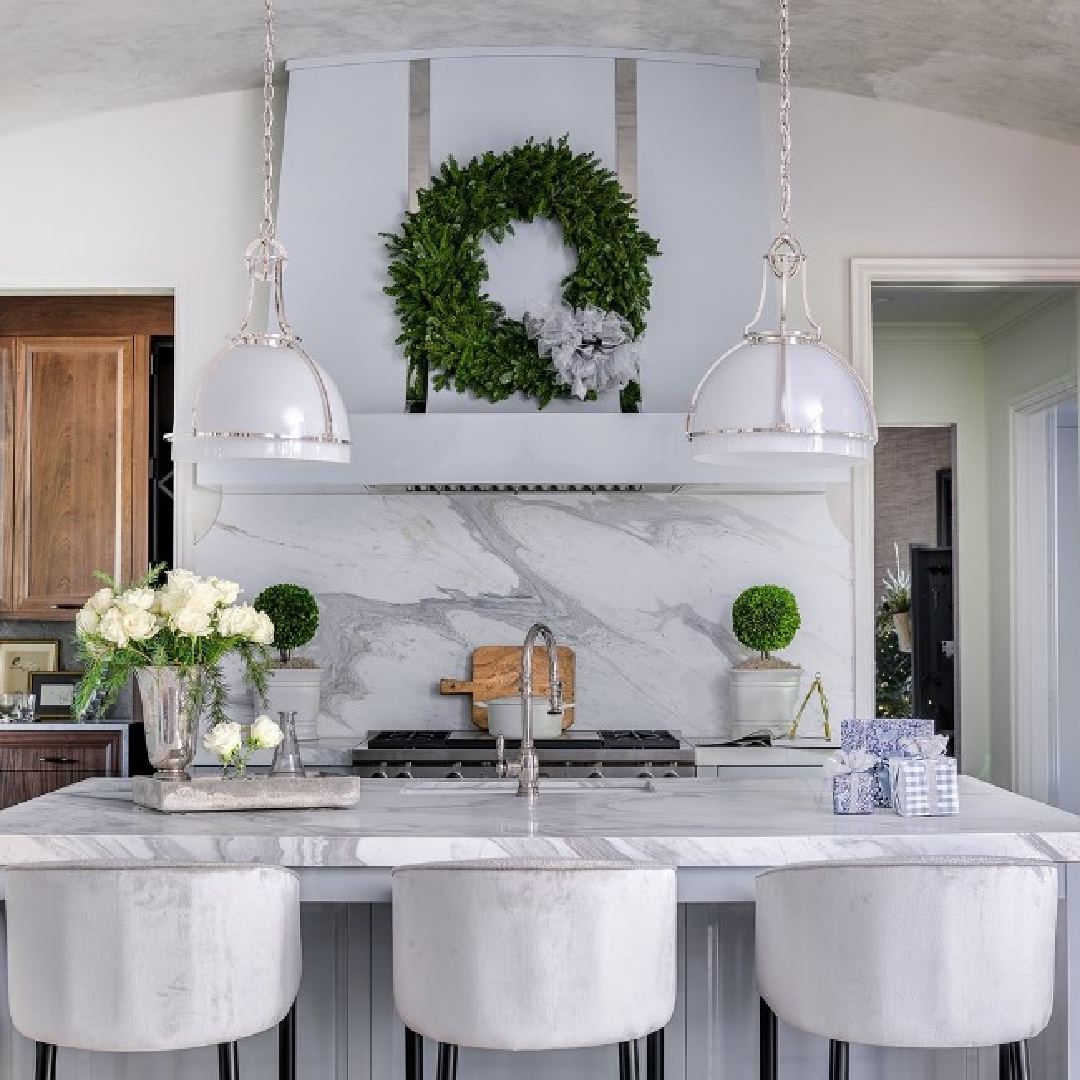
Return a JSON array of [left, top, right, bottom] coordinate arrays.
[[822, 748, 879, 779], [899, 734, 950, 814]]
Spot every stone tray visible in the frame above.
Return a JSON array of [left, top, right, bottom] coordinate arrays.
[[133, 775, 363, 813]]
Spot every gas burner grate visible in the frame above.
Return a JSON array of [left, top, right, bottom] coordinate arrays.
[[598, 730, 680, 750], [366, 730, 452, 750]]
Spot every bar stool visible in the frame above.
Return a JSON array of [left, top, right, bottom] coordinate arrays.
[[755, 858, 1058, 1080], [5, 862, 302, 1080], [392, 859, 677, 1080]]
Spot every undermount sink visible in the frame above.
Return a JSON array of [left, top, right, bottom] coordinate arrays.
[[397, 779, 657, 794]]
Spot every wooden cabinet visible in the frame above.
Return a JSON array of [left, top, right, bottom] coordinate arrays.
[[0, 728, 125, 809], [0, 297, 170, 618]]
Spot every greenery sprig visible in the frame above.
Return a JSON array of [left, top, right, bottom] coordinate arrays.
[[383, 136, 659, 411]]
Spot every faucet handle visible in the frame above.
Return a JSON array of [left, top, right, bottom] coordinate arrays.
[[494, 733, 521, 778]]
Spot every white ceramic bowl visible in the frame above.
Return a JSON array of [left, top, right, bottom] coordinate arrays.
[[486, 696, 564, 739]]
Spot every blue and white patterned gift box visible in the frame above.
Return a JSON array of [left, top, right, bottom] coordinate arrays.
[[888, 735, 960, 816], [840, 718, 934, 807], [832, 771, 875, 815]]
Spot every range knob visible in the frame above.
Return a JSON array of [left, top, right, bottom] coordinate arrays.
[[371, 769, 390, 779], [445, 769, 465, 779], [638, 769, 655, 779], [588, 764, 605, 779], [395, 763, 414, 778]]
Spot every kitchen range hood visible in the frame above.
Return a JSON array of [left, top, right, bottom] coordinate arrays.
[[195, 50, 849, 493]]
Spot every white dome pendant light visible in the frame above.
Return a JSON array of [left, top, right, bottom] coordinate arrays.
[[170, 0, 350, 463], [685, 0, 876, 467]]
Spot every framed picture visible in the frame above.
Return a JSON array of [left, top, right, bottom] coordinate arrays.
[[0, 640, 60, 694], [29, 671, 81, 720]]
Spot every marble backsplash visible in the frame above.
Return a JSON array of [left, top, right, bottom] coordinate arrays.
[[196, 489, 853, 739]]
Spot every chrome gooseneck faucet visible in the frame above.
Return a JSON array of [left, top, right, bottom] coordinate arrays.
[[494, 622, 563, 799]]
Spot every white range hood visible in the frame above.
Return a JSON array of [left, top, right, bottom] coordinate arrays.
[[196, 49, 819, 491]]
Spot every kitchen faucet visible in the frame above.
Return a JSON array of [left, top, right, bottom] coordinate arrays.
[[494, 622, 563, 798]]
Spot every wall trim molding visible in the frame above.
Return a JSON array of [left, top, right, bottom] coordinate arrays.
[[849, 258, 1080, 770]]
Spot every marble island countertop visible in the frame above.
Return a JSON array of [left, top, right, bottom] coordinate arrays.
[[0, 777, 1078, 880]]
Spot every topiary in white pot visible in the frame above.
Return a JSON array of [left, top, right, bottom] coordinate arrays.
[[252, 583, 323, 742], [729, 584, 802, 737]]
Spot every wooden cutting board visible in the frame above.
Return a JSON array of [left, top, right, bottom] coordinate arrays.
[[439, 646, 576, 730]]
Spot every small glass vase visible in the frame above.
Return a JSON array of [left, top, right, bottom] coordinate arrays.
[[135, 666, 205, 782], [270, 710, 306, 778]]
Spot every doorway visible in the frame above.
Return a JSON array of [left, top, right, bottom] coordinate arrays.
[[852, 258, 1080, 787]]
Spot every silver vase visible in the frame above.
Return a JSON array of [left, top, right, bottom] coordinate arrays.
[[135, 666, 204, 782]]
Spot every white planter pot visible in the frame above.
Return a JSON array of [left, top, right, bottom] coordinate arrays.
[[256, 667, 323, 742], [729, 666, 802, 737], [892, 612, 913, 653]]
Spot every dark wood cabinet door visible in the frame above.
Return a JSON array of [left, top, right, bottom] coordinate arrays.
[[11, 336, 144, 614], [0, 730, 123, 810], [0, 338, 13, 611]]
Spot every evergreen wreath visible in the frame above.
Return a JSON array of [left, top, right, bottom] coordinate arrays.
[[383, 136, 659, 411]]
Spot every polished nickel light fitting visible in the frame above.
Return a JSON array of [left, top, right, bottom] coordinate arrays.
[[170, 0, 350, 464], [685, 0, 876, 467]]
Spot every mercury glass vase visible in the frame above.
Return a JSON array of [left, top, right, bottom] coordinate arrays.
[[135, 666, 204, 782]]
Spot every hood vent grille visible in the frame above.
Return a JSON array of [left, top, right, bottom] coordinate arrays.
[[403, 483, 679, 494]]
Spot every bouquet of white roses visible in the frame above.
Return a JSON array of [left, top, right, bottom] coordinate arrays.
[[73, 565, 275, 727], [204, 713, 283, 775]]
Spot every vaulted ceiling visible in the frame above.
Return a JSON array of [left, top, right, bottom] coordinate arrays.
[[5, 0, 1080, 143]]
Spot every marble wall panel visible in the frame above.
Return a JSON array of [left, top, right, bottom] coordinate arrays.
[[196, 490, 852, 739]]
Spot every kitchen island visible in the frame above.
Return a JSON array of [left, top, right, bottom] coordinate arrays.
[[0, 775, 1076, 1079]]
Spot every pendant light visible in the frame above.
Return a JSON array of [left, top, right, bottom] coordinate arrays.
[[170, 0, 351, 463], [685, 0, 876, 466]]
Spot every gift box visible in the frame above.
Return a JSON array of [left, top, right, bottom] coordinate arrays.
[[840, 718, 934, 807], [889, 736, 960, 816], [831, 771, 875, 814], [823, 749, 878, 815]]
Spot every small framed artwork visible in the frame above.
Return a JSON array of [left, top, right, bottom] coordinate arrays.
[[0, 640, 60, 694], [29, 671, 81, 720]]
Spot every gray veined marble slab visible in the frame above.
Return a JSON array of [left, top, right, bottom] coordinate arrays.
[[1, 776, 1079, 871], [132, 775, 364, 812]]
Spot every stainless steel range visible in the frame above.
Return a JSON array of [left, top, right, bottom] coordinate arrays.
[[353, 729, 696, 779]]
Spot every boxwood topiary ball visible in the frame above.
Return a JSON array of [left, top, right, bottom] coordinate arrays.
[[253, 583, 319, 657], [731, 585, 800, 657]]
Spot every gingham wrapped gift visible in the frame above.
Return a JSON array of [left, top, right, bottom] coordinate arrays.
[[823, 749, 878, 815], [888, 735, 959, 817], [840, 718, 934, 807]]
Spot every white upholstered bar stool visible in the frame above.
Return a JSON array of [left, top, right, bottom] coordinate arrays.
[[392, 859, 677, 1080], [755, 858, 1058, 1080], [5, 862, 302, 1080]]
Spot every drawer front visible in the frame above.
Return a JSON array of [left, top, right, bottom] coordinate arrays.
[[0, 744, 110, 773]]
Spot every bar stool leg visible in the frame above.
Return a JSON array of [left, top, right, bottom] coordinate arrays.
[[759, 999, 778, 1080], [217, 1041, 240, 1080], [405, 1026, 424, 1080], [1016, 1040, 1031, 1080], [436, 1042, 458, 1080], [278, 1002, 296, 1080], [646, 1029, 665, 1080], [828, 1039, 849, 1080], [34, 1042, 56, 1080], [618, 1040, 640, 1080]]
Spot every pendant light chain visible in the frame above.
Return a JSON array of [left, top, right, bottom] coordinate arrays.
[[260, 0, 277, 244], [778, 0, 792, 237]]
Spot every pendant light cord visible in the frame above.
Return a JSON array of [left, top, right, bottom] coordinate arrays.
[[778, 0, 791, 237], [260, 0, 277, 245]]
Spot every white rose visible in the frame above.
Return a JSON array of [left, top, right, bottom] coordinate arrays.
[[203, 721, 242, 759], [87, 587, 115, 615], [120, 608, 158, 642], [249, 714, 283, 749], [252, 612, 275, 646], [75, 607, 101, 636], [210, 577, 241, 606], [172, 606, 212, 636], [118, 586, 155, 612], [166, 569, 198, 590], [97, 607, 128, 647], [216, 605, 251, 637], [186, 580, 223, 613]]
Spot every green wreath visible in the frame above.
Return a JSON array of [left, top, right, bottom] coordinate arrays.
[[384, 136, 659, 411]]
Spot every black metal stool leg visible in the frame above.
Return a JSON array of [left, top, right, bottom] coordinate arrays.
[[646, 1029, 665, 1080], [405, 1026, 424, 1080], [278, 1001, 296, 1080], [759, 998, 778, 1080], [436, 1042, 457, 1080], [217, 1041, 239, 1080], [34, 1042, 56, 1080], [828, 1039, 849, 1080], [618, 1040, 640, 1080]]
